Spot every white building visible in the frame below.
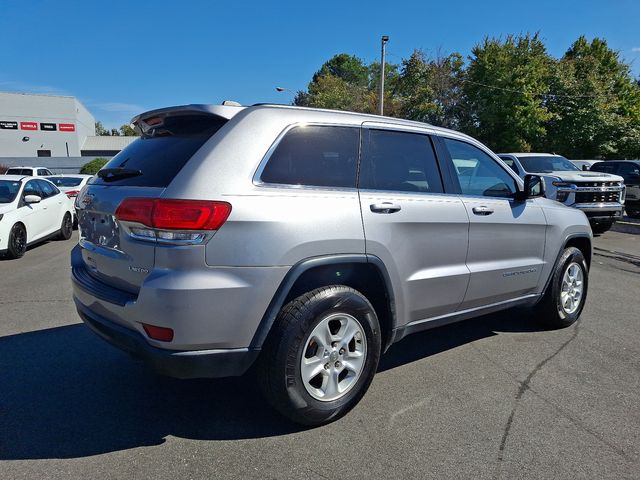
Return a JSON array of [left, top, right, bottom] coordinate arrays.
[[0, 91, 136, 159]]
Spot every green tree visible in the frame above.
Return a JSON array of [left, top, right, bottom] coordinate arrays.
[[461, 33, 554, 152], [545, 36, 640, 158], [119, 124, 138, 136], [396, 50, 466, 128], [80, 157, 109, 175], [95, 121, 110, 136]]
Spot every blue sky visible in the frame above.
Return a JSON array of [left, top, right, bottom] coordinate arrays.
[[1, 0, 639, 129]]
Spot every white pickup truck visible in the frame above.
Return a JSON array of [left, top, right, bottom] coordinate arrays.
[[498, 153, 625, 234]]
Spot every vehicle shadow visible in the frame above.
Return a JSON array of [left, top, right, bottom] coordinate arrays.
[[0, 308, 543, 460]]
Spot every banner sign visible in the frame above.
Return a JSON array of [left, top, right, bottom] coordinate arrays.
[[20, 121, 38, 130], [58, 123, 76, 132], [0, 121, 18, 129], [40, 122, 57, 131]]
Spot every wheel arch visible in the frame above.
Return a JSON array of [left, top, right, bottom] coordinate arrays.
[[250, 255, 397, 352], [539, 232, 592, 297]]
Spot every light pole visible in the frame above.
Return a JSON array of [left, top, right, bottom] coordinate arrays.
[[379, 35, 389, 116]]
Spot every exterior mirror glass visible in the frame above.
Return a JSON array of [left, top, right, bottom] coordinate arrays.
[[515, 174, 545, 201]]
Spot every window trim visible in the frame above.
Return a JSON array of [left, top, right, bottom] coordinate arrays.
[[357, 125, 446, 196], [253, 122, 362, 192], [436, 134, 524, 200]]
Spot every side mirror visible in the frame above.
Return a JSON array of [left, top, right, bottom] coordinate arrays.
[[582, 165, 590, 171], [24, 194, 41, 204], [515, 174, 545, 201]]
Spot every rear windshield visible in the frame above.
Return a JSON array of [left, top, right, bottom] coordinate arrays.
[[0, 180, 21, 203], [6, 168, 32, 176], [89, 114, 227, 187], [46, 176, 83, 187]]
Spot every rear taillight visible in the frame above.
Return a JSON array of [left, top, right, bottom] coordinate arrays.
[[115, 198, 232, 244], [65, 190, 80, 199]]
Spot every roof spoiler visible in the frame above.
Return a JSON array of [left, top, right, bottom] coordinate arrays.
[[131, 103, 245, 135]]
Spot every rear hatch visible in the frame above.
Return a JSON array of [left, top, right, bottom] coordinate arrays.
[[75, 104, 242, 294]]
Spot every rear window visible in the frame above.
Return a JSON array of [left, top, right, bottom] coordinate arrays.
[[6, 168, 32, 176], [46, 176, 84, 187], [89, 114, 227, 187], [260, 125, 359, 188]]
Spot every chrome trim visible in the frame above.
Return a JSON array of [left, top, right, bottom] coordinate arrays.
[[404, 293, 540, 329]]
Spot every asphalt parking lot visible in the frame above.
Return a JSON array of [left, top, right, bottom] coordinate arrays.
[[1, 231, 639, 479]]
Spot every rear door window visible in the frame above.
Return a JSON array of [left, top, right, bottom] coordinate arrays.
[[37, 180, 59, 198], [89, 114, 228, 187], [259, 125, 359, 188], [359, 129, 443, 193]]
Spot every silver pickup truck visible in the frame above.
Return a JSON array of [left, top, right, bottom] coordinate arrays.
[[498, 153, 625, 233]]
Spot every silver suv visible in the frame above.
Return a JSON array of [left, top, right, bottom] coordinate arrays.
[[72, 104, 592, 425]]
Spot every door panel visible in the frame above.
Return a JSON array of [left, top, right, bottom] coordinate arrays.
[[460, 197, 546, 308], [361, 192, 470, 322], [358, 128, 470, 325], [21, 180, 48, 241], [439, 137, 547, 309]]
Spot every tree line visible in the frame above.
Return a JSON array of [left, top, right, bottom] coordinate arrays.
[[294, 34, 640, 159]]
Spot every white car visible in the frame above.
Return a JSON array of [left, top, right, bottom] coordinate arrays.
[[0, 175, 74, 259], [45, 174, 93, 227], [5, 166, 54, 177]]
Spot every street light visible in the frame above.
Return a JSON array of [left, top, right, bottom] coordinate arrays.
[[379, 35, 389, 116]]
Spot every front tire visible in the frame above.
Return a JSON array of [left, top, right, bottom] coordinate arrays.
[[57, 212, 73, 240], [258, 285, 381, 426], [534, 247, 588, 328], [6, 223, 27, 259]]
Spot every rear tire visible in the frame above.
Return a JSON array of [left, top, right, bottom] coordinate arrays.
[[57, 212, 73, 240], [258, 285, 381, 426], [534, 247, 588, 328], [6, 223, 27, 259]]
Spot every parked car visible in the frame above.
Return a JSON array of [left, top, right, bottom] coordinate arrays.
[[5, 166, 54, 177], [72, 104, 592, 426], [45, 174, 93, 226], [498, 153, 625, 234], [569, 159, 603, 171], [590, 160, 640, 218], [0, 175, 74, 258]]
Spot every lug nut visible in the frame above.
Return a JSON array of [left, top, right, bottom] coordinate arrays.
[[335, 361, 341, 368], [324, 363, 330, 370], [339, 348, 345, 355]]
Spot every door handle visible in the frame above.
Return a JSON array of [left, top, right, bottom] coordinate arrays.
[[370, 202, 401, 214], [472, 206, 494, 216]]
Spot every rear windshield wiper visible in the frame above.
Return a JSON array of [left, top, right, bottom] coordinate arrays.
[[97, 168, 143, 182]]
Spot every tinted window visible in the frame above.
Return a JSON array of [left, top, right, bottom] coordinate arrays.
[[444, 138, 516, 198], [498, 156, 520, 175], [0, 180, 21, 203], [260, 126, 359, 188], [617, 163, 640, 177], [23, 180, 41, 197], [46, 176, 83, 187], [37, 169, 51, 176], [517, 155, 579, 173], [590, 163, 616, 174], [37, 180, 58, 198], [359, 129, 443, 193], [7, 168, 32, 176], [89, 114, 228, 187]]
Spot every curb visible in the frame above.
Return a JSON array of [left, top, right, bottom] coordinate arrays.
[[612, 219, 640, 235]]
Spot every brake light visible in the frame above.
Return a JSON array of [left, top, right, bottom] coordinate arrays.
[[142, 323, 174, 342], [115, 198, 231, 230], [65, 190, 80, 198]]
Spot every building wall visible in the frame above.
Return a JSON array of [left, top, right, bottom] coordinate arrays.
[[0, 92, 96, 158]]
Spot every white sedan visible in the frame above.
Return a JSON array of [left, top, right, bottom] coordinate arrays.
[[45, 174, 93, 226], [0, 175, 74, 259]]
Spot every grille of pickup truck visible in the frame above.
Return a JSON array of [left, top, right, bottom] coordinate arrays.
[[574, 182, 621, 203]]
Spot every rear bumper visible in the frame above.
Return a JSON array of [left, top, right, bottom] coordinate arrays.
[[76, 301, 260, 378]]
